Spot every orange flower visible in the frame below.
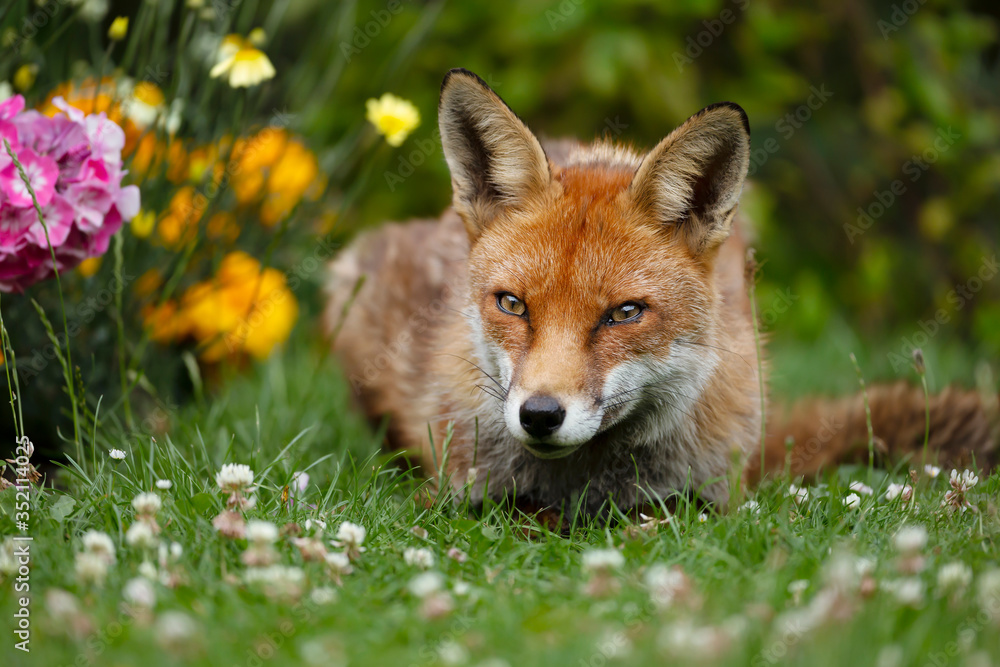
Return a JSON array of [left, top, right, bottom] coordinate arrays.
[[157, 187, 206, 249], [134, 269, 163, 298], [206, 212, 240, 243], [142, 301, 192, 343], [179, 252, 298, 361]]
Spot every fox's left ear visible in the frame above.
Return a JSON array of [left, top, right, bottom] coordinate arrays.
[[629, 102, 750, 257]]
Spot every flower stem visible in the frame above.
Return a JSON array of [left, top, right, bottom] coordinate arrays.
[[3, 138, 81, 455], [850, 353, 875, 482]]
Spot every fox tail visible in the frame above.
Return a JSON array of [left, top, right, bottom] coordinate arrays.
[[747, 381, 1000, 483]]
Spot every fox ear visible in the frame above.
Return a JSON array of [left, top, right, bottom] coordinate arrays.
[[628, 102, 750, 256], [439, 68, 552, 239]]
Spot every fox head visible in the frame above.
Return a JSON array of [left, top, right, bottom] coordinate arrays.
[[439, 68, 750, 459]]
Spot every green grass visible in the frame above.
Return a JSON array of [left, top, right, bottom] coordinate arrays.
[[2, 339, 999, 667]]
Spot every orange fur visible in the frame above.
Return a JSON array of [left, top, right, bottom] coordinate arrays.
[[325, 69, 998, 515]]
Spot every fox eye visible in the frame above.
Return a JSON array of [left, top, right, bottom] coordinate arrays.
[[608, 302, 643, 324], [497, 293, 527, 317]]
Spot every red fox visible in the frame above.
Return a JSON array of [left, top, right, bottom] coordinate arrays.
[[325, 69, 998, 514]]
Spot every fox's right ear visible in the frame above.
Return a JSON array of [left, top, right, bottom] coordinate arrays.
[[439, 68, 552, 240]]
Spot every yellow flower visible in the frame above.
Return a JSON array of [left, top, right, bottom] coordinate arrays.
[[126, 81, 165, 129], [259, 139, 321, 226], [216, 34, 245, 64], [248, 28, 267, 47], [108, 17, 129, 41], [179, 252, 298, 361], [366, 93, 420, 147], [131, 209, 156, 238], [210, 45, 276, 88], [13, 64, 37, 92], [78, 257, 102, 277]]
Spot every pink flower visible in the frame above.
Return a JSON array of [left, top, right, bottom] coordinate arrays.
[[1, 147, 59, 207], [0, 95, 140, 292]]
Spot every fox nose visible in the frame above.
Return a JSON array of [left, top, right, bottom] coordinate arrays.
[[519, 395, 565, 438]]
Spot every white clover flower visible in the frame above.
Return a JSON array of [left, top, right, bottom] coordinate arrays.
[[408, 571, 444, 598], [645, 564, 692, 609], [937, 562, 973, 593], [132, 492, 162, 516], [310, 587, 338, 605], [155, 611, 198, 650], [138, 560, 158, 580], [108, 448, 127, 460], [855, 557, 877, 578], [823, 551, 861, 591], [155, 479, 173, 490], [74, 552, 109, 586], [335, 521, 366, 548], [978, 569, 1000, 610], [885, 483, 913, 503], [304, 518, 327, 533], [581, 548, 625, 573], [788, 484, 809, 505], [123, 577, 156, 608], [245, 520, 278, 546], [81, 530, 116, 565], [404, 547, 435, 569], [446, 547, 467, 563], [924, 465, 941, 478], [893, 525, 928, 554], [843, 493, 861, 510], [324, 551, 353, 576], [216, 463, 254, 492], [740, 500, 761, 514], [0, 539, 16, 576], [245, 564, 304, 585], [453, 580, 471, 596], [244, 565, 305, 600], [849, 481, 873, 496], [437, 641, 469, 666], [950, 469, 979, 492], [45, 589, 81, 622], [787, 579, 810, 595], [885, 578, 924, 607], [125, 522, 158, 550]]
